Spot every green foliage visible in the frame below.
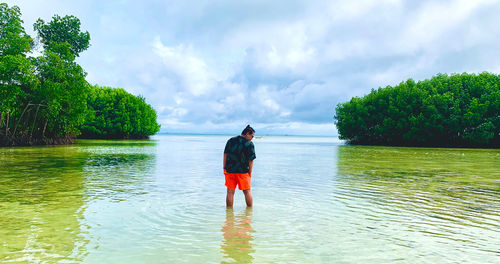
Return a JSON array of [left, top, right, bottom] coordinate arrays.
[[0, 3, 33, 114], [33, 15, 90, 57], [0, 3, 39, 145], [79, 85, 160, 139], [30, 49, 89, 138], [0, 4, 32, 56], [1, 4, 160, 146], [334, 73, 500, 148]]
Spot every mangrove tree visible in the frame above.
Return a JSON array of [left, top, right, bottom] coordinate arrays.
[[334, 72, 500, 148], [0, 4, 161, 146], [79, 85, 160, 139]]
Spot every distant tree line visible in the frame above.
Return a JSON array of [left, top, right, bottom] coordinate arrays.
[[335, 72, 500, 148], [0, 3, 160, 146]]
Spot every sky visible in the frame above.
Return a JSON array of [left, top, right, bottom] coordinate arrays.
[[4, 0, 500, 136]]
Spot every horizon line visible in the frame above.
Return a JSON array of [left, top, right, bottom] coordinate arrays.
[[155, 132, 339, 137]]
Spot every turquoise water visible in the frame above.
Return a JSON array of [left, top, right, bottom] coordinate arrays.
[[0, 135, 499, 263]]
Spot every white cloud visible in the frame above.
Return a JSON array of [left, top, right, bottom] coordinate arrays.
[[153, 37, 219, 96], [226, 20, 319, 77], [221, 93, 245, 106], [4, 0, 500, 135], [399, 0, 499, 53], [258, 122, 338, 136], [168, 107, 189, 118]]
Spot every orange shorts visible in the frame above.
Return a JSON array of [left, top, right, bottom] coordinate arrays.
[[224, 170, 251, 190]]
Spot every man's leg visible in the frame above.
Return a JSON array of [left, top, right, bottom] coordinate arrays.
[[226, 188, 235, 207], [243, 189, 253, 207]]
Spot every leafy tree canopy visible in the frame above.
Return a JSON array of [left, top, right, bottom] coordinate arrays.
[[79, 85, 161, 139], [334, 72, 500, 148], [1, 4, 160, 146], [34, 14, 90, 57], [0, 3, 32, 56]]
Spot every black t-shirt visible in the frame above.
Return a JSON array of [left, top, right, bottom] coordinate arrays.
[[224, 136, 256, 173]]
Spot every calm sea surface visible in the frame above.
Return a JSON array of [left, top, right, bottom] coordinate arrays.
[[1, 134, 499, 263]]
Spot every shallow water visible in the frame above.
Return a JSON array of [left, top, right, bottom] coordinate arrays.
[[0, 135, 499, 263]]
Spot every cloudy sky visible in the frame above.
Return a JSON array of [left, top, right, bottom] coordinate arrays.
[[4, 0, 500, 135]]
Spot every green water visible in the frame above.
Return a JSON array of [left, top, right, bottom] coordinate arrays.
[[0, 135, 499, 263]]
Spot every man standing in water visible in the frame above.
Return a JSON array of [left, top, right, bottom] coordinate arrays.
[[223, 125, 256, 207]]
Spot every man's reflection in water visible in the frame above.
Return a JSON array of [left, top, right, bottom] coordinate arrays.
[[221, 208, 255, 264]]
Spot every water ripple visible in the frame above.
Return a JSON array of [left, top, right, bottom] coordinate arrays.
[[1, 136, 499, 263]]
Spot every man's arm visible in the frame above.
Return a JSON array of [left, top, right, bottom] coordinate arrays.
[[223, 153, 227, 171], [248, 160, 253, 176]]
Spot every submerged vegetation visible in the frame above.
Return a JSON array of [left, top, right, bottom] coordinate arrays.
[[0, 3, 159, 146], [335, 72, 500, 148]]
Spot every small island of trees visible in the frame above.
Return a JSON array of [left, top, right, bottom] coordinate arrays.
[[80, 85, 160, 139], [0, 4, 160, 147], [335, 72, 500, 148]]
